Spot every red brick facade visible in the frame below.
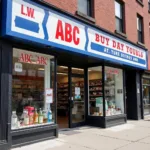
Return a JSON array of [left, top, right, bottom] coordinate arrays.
[[45, 0, 150, 66]]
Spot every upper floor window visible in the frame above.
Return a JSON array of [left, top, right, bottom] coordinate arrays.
[[137, 15, 144, 43], [115, 1, 124, 33], [149, 0, 150, 11], [78, 0, 92, 17]]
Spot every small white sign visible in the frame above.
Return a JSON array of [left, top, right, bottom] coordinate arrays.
[[15, 62, 22, 72], [75, 87, 80, 95], [46, 88, 53, 103]]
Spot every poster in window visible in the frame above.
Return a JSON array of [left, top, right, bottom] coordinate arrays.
[[45, 88, 53, 103], [75, 87, 81, 99]]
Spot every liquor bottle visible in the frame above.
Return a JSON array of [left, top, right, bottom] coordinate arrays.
[[34, 108, 39, 124], [38, 108, 43, 124], [11, 111, 18, 129], [47, 109, 52, 123], [43, 110, 48, 123], [24, 110, 29, 126]]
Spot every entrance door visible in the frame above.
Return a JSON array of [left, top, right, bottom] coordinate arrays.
[[69, 71, 85, 128]]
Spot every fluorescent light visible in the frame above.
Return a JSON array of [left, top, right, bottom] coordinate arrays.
[[59, 66, 68, 69], [38, 68, 44, 71], [72, 67, 83, 71], [57, 72, 67, 75]]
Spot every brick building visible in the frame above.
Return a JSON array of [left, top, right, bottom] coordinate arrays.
[[0, 0, 149, 150]]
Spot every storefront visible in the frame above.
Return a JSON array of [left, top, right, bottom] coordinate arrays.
[[0, 0, 148, 150]]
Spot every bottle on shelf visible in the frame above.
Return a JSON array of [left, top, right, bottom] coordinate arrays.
[[43, 110, 48, 123], [39, 108, 43, 124], [34, 108, 39, 124], [47, 109, 52, 123], [23, 110, 29, 126], [11, 111, 18, 129]]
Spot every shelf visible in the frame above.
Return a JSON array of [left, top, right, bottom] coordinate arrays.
[[89, 84, 102, 87], [90, 95, 102, 97], [90, 90, 102, 92]]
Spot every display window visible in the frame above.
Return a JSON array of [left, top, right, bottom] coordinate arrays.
[[142, 78, 150, 115], [105, 67, 124, 116], [88, 66, 103, 116], [12, 48, 55, 130]]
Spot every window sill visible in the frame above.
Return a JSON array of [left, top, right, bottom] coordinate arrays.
[[115, 30, 127, 39], [136, 0, 144, 7], [137, 41, 145, 47], [76, 11, 96, 23]]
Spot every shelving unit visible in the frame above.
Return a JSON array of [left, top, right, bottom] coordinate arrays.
[[12, 75, 44, 111], [57, 83, 68, 112], [89, 79, 102, 102]]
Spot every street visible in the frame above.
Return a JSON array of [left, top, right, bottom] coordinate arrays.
[[13, 119, 150, 150]]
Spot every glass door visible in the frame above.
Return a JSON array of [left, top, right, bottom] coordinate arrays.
[[69, 71, 85, 128]]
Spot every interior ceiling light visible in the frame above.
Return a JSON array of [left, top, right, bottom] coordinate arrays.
[[57, 72, 67, 75], [59, 66, 68, 69], [72, 67, 83, 71], [38, 68, 45, 71]]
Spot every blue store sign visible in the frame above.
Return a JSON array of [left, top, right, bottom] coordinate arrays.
[[2, 0, 148, 69]]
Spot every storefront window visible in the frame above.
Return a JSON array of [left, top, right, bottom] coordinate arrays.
[[105, 67, 124, 116], [12, 48, 55, 129], [88, 66, 103, 116], [143, 78, 150, 115]]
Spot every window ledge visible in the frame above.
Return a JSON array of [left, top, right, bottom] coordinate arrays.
[[137, 41, 145, 47], [115, 30, 127, 39], [76, 11, 96, 23], [136, 0, 144, 7]]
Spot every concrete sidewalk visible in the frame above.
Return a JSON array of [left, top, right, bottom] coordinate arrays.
[[12, 120, 150, 150]]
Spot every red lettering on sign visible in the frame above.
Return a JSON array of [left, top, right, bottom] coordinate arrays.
[[95, 34, 110, 46], [55, 20, 80, 45], [55, 20, 64, 41], [19, 53, 32, 63], [73, 27, 80, 45], [95, 34, 99, 42], [21, 5, 26, 16], [36, 56, 47, 65], [65, 23, 72, 43], [21, 5, 35, 18], [113, 40, 116, 48]]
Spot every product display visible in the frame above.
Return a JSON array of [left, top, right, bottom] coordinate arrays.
[[11, 107, 53, 129], [105, 67, 124, 116], [12, 49, 55, 130], [89, 79, 103, 115]]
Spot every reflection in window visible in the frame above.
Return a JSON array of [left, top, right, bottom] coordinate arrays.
[[78, 0, 92, 16], [115, 1, 124, 32], [105, 67, 124, 116], [12, 48, 55, 129]]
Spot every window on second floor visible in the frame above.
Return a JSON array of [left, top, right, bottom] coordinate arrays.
[[78, 0, 92, 17], [148, 0, 150, 11], [137, 15, 144, 43], [115, 1, 124, 33]]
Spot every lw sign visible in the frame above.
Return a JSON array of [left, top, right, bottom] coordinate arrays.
[[2, 0, 147, 69]]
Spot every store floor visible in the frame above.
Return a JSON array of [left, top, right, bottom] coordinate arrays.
[[57, 116, 68, 129], [12, 120, 150, 150]]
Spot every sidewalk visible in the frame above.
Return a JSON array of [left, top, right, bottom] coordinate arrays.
[[12, 120, 150, 150]]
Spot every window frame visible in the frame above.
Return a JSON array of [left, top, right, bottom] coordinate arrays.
[[137, 14, 144, 43], [78, 0, 93, 17], [115, 0, 125, 33]]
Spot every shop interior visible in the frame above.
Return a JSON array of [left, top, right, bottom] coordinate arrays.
[[57, 65, 124, 129]]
